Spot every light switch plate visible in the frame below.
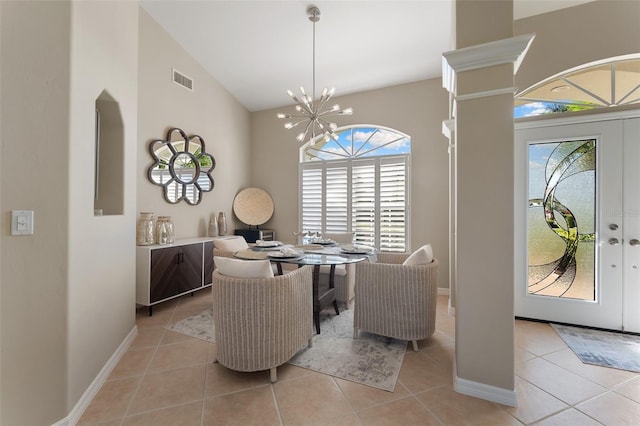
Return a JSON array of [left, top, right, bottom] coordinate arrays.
[[11, 210, 34, 235]]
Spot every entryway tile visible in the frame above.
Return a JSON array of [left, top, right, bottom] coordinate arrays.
[[357, 396, 441, 425], [77, 377, 140, 425], [127, 365, 206, 415], [272, 374, 354, 424], [504, 376, 568, 424], [534, 408, 602, 425], [202, 387, 280, 425], [576, 391, 640, 425], [543, 347, 637, 388], [122, 401, 203, 426], [516, 357, 606, 405], [334, 377, 410, 411], [614, 376, 640, 403], [415, 384, 520, 425]]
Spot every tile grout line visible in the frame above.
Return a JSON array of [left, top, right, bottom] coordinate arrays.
[[120, 301, 181, 422]]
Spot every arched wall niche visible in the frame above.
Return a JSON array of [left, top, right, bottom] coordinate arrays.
[[94, 89, 124, 215]]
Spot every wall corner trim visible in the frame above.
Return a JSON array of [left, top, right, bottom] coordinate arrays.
[[454, 375, 518, 407], [52, 326, 138, 426], [442, 119, 455, 139], [441, 33, 536, 93]]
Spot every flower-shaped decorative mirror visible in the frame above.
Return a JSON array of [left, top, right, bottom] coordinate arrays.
[[147, 127, 215, 205]]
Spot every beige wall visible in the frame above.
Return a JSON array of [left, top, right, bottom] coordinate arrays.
[[1, 1, 139, 423], [453, 0, 516, 396], [251, 79, 451, 289], [67, 0, 139, 409], [0, 2, 71, 423], [137, 9, 252, 238], [515, 0, 640, 92]]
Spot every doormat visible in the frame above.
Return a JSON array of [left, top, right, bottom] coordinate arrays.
[[551, 323, 640, 373]]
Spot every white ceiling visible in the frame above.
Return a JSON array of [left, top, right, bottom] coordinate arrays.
[[140, 0, 596, 112]]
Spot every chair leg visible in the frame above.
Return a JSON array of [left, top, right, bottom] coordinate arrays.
[[270, 367, 277, 383], [412, 340, 419, 352], [332, 300, 340, 315]]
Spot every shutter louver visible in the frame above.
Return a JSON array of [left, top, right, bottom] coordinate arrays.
[[302, 167, 323, 233], [326, 166, 349, 232], [380, 160, 406, 252], [352, 163, 376, 247]]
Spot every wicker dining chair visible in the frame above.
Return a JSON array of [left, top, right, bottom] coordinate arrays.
[[211, 264, 314, 382], [353, 251, 439, 351]]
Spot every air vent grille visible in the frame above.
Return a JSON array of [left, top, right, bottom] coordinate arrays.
[[172, 68, 193, 91]]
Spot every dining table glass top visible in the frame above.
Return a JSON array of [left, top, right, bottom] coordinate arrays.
[[233, 243, 375, 264]]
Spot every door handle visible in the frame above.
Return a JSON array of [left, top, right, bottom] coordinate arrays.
[[608, 238, 620, 246], [630, 239, 640, 247]]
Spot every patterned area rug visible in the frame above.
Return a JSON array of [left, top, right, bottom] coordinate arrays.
[[166, 309, 215, 343], [288, 308, 406, 391], [551, 323, 640, 373], [165, 307, 406, 391]]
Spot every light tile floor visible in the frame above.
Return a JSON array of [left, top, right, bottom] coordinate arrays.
[[79, 292, 640, 425]]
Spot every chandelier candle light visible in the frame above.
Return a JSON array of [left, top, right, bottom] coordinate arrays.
[[277, 5, 353, 144]]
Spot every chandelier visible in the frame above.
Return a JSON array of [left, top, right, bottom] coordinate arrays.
[[277, 5, 353, 143]]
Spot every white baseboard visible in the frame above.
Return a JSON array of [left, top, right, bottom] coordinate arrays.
[[437, 287, 455, 316], [454, 374, 518, 407], [53, 325, 138, 426]]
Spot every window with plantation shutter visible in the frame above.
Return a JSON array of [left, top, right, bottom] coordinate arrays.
[[299, 125, 410, 252]]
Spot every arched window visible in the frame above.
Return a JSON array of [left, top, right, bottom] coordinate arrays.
[[299, 125, 411, 252], [515, 55, 640, 118]]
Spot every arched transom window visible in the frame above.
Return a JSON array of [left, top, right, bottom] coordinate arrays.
[[515, 55, 640, 118], [299, 125, 411, 252]]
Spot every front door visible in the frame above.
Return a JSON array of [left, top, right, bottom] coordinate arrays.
[[515, 115, 640, 332]]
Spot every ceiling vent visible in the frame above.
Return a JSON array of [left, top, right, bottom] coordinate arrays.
[[172, 68, 193, 91]]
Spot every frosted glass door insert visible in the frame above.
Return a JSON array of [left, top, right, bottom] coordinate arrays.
[[515, 117, 632, 331], [528, 139, 596, 301]]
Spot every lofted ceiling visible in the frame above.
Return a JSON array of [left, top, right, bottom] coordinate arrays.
[[140, 0, 597, 112]]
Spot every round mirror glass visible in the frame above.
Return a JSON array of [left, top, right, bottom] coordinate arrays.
[[172, 153, 199, 185]]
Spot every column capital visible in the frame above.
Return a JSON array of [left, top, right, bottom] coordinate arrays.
[[442, 34, 535, 94]]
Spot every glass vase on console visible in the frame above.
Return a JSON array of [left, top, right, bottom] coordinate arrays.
[[217, 212, 227, 236], [136, 212, 156, 246], [208, 213, 218, 237]]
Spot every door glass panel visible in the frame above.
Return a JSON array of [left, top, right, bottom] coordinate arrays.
[[528, 139, 596, 300]]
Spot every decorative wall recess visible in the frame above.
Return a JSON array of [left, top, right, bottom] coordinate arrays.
[[94, 90, 125, 215], [147, 127, 215, 205]]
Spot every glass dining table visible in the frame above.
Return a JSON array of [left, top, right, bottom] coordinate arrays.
[[234, 246, 370, 334]]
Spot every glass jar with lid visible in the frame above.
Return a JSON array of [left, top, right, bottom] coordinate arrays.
[[136, 212, 156, 246], [156, 216, 175, 244]]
